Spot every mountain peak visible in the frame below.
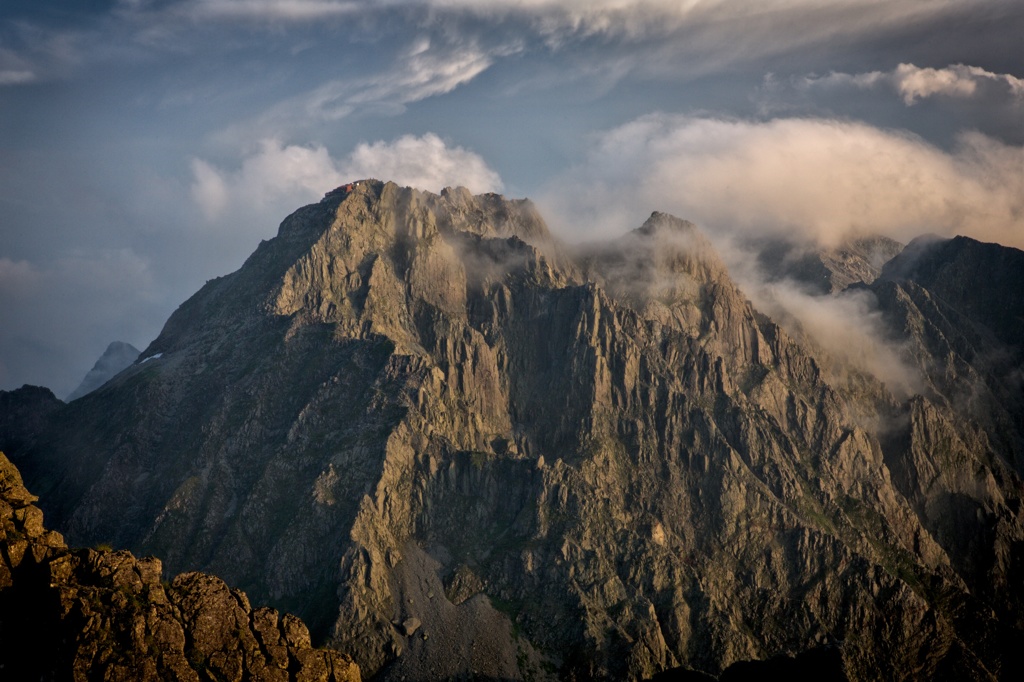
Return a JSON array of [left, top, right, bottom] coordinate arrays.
[[66, 341, 141, 402], [619, 210, 728, 282], [880, 233, 1024, 351], [636, 210, 698, 237], [323, 178, 381, 200], [144, 181, 561, 359]]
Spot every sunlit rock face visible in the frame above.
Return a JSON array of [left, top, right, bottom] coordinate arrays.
[[2, 180, 1022, 681]]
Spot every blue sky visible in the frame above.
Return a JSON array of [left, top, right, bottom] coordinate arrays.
[[1, 0, 1022, 396]]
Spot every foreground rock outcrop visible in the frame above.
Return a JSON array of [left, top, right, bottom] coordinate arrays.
[[2, 180, 1022, 680], [0, 451, 360, 681]]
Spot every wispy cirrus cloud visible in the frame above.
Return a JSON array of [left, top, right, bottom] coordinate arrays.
[[110, 0, 1011, 61], [181, 0, 361, 20], [0, 26, 82, 85], [303, 38, 502, 120], [172, 1, 1006, 40], [215, 37, 508, 142], [7, 0, 1017, 98], [801, 63, 1024, 105]]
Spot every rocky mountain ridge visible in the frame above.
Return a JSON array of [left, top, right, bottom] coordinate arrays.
[[2, 180, 1022, 680]]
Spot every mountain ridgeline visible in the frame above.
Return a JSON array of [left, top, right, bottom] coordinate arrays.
[[2, 180, 1023, 680]]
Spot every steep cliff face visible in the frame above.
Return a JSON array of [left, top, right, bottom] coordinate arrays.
[[0, 451, 360, 681], [2, 181, 1022, 680], [863, 236, 1024, 646]]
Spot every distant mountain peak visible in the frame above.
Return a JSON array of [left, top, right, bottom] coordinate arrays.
[[614, 210, 729, 286], [879, 233, 1024, 352], [66, 341, 140, 402], [637, 210, 698, 234]]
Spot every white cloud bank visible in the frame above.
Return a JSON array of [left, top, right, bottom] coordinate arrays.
[[191, 133, 502, 222], [802, 63, 1024, 105], [540, 114, 1024, 249], [191, 139, 341, 221], [339, 133, 503, 194]]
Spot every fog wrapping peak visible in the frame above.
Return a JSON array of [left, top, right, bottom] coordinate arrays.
[[540, 115, 1024, 250]]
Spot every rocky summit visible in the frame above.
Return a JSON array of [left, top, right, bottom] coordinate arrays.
[[2, 180, 1023, 680]]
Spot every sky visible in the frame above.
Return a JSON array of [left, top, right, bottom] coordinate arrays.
[[1, 0, 1022, 398]]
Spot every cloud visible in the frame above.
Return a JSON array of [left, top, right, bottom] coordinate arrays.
[[11, 0, 1015, 116], [0, 70, 35, 85], [190, 160, 230, 221], [802, 63, 1024, 105], [0, 18, 89, 84], [338, 133, 503, 193], [183, 0, 361, 20], [191, 139, 341, 221], [171, 1, 997, 40], [191, 133, 501, 223], [112, 0, 1008, 73], [215, 38, 505, 143], [744, 280, 922, 398], [305, 40, 498, 121], [0, 258, 41, 295], [539, 114, 1024, 249]]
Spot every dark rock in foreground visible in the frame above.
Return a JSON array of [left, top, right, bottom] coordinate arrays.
[[0, 451, 360, 681]]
